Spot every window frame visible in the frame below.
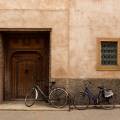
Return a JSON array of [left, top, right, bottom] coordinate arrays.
[[96, 38, 120, 71]]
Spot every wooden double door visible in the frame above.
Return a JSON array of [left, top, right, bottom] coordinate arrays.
[[4, 32, 50, 100]]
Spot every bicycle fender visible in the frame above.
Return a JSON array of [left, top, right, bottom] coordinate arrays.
[[35, 88, 38, 99]]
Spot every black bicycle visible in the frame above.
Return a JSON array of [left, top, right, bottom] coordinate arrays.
[[74, 82, 114, 110], [25, 81, 69, 108]]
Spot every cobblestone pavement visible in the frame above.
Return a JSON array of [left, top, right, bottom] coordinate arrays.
[[0, 108, 120, 120]]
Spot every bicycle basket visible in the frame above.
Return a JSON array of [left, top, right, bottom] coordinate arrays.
[[104, 89, 114, 98]]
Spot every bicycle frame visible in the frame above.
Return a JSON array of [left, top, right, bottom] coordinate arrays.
[[33, 85, 48, 100], [84, 87, 99, 104], [33, 81, 56, 100]]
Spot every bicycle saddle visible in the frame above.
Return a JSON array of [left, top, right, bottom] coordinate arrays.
[[98, 86, 104, 89], [49, 81, 56, 85]]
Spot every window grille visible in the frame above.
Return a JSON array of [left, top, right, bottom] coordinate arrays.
[[101, 42, 117, 65]]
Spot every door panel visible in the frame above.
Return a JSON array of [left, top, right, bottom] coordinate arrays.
[[11, 53, 44, 99]]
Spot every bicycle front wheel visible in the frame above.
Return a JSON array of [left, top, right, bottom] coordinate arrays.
[[25, 88, 36, 107], [49, 88, 68, 108], [74, 92, 90, 110]]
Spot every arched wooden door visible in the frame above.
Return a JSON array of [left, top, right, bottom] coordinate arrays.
[[11, 52, 47, 99]]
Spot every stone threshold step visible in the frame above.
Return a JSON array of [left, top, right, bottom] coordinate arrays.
[[0, 101, 69, 111]]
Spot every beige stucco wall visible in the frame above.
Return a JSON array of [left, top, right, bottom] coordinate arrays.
[[0, 0, 120, 80], [69, 0, 120, 79], [0, 0, 69, 79]]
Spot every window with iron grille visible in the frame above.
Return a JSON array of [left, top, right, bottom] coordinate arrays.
[[97, 38, 120, 70], [101, 41, 117, 65]]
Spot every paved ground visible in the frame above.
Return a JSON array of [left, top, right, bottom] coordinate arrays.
[[0, 101, 68, 111], [0, 102, 120, 120], [0, 109, 120, 120]]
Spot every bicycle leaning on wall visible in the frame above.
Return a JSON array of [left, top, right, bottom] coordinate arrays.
[[73, 82, 115, 110], [25, 81, 69, 108]]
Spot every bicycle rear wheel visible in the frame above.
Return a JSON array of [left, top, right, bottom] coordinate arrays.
[[74, 92, 90, 110], [99, 96, 115, 110], [49, 88, 68, 108], [25, 88, 36, 107]]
